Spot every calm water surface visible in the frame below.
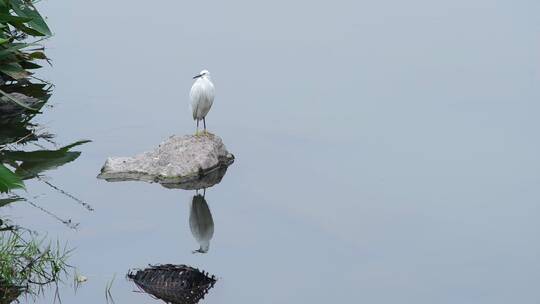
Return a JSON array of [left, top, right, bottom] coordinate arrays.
[[3, 0, 540, 303]]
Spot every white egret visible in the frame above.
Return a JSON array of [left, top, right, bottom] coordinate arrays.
[[190, 69, 215, 134]]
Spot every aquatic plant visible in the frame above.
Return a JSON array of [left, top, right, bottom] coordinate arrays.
[[105, 274, 116, 304], [0, 0, 51, 85], [0, 164, 23, 193], [0, 136, 91, 193], [0, 80, 90, 195], [0, 224, 71, 303], [0, 0, 53, 192], [0, 3, 82, 303]]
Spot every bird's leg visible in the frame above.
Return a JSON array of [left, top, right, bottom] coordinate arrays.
[[203, 118, 208, 134], [196, 119, 200, 135]]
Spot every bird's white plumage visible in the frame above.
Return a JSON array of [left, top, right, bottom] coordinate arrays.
[[190, 70, 215, 121]]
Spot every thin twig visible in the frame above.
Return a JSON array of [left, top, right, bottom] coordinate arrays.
[[29, 75, 54, 86], [0, 132, 34, 151], [37, 177, 94, 211], [22, 197, 79, 230]]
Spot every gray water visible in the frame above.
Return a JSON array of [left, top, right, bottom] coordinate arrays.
[[4, 0, 540, 303]]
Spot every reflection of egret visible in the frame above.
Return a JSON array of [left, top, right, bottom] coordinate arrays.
[[189, 190, 214, 253], [190, 69, 215, 134]]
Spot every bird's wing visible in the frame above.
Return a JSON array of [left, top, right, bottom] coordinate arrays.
[[199, 80, 215, 117], [206, 81, 215, 108], [190, 81, 204, 120]]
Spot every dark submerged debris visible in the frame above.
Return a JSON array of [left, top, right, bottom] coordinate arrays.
[[0, 279, 22, 304], [127, 264, 216, 304]]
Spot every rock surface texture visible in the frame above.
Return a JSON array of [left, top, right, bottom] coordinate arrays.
[[97, 133, 234, 190]]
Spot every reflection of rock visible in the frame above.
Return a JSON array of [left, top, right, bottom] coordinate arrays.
[[127, 264, 216, 304], [162, 160, 230, 190], [97, 133, 234, 190], [189, 194, 214, 253]]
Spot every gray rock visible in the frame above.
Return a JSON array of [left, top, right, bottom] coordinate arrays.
[[97, 133, 234, 190]]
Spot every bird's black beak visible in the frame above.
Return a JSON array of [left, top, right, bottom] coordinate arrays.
[[193, 74, 202, 79]]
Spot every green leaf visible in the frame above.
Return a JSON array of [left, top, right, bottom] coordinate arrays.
[[0, 163, 25, 193], [0, 88, 39, 112], [0, 62, 31, 79], [28, 51, 47, 60], [59, 140, 92, 151], [19, 61, 42, 69], [1, 140, 91, 179], [15, 151, 81, 179], [11, 22, 45, 36], [0, 82, 50, 119], [0, 37, 9, 44], [2, 140, 91, 162], [0, 123, 35, 147], [10, 0, 52, 36], [0, 43, 30, 57], [0, 13, 32, 24]]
